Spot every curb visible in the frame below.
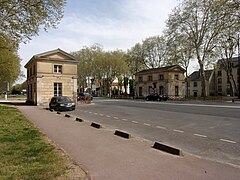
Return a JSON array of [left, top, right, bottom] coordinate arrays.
[[114, 130, 131, 139], [152, 142, 182, 156]]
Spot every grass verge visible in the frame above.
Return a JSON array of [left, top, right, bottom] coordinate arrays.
[[0, 104, 86, 179]]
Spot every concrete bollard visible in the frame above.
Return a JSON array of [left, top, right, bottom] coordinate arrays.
[[152, 142, 182, 156], [91, 122, 102, 129], [75, 118, 83, 122], [114, 130, 131, 139]]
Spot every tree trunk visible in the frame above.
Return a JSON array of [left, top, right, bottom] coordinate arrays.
[[199, 63, 207, 97], [230, 73, 237, 96], [185, 67, 188, 97]]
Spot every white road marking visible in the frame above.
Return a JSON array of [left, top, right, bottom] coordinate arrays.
[[122, 119, 128, 121], [162, 102, 240, 109], [113, 117, 119, 119], [106, 115, 111, 118], [173, 129, 184, 133], [89, 112, 92, 114], [156, 126, 166, 129], [220, 139, 237, 144], [94, 113, 98, 115], [194, 133, 207, 138], [100, 114, 104, 116], [143, 123, 151, 126], [132, 121, 139, 124]]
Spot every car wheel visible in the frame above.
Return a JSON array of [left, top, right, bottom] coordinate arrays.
[[55, 106, 59, 111]]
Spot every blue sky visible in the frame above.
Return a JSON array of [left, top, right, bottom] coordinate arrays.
[[19, 0, 188, 81]]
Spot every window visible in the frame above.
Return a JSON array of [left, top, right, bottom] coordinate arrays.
[[148, 75, 153, 81], [54, 83, 62, 96], [148, 86, 153, 94], [139, 87, 143, 96], [217, 78, 222, 84], [159, 86, 164, 95], [33, 64, 36, 75], [194, 91, 197, 97], [159, 74, 164, 80], [218, 85, 222, 92], [54, 65, 62, 73], [175, 74, 179, 80], [194, 82, 197, 87], [217, 71, 222, 77], [138, 76, 143, 82], [30, 84, 32, 99], [30, 67, 32, 76], [175, 86, 179, 96]]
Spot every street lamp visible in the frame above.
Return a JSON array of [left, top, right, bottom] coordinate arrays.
[[228, 34, 240, 99]]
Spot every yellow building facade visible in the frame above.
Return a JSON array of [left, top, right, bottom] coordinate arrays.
[[135, 65, 185, 99], [24, 49, 78, 105]]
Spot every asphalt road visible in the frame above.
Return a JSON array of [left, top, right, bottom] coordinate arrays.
[[70, 98, 240, 166]]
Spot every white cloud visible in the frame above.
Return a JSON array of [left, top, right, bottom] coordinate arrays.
[[19, 0, 181, 79]]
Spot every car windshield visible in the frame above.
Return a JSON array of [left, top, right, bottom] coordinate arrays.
[[57, 96, 71, 102]]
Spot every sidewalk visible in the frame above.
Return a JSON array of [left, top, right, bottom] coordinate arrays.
[[2, 99, 240, 179]]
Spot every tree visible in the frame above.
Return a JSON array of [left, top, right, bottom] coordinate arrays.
[[102, 50, 129, 96], [126, 43, 146, 75], [215, 35, 239, 96], [72, 44, 103, 92], [142, 36, 167, 68], [165, 32, 193, 96], [0, 0, 66, 42], [0, 34, 21, 91], [72, 45, 129, 96], [166, 0, 240, 97]]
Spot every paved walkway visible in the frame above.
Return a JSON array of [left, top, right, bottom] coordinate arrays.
[[1, 99, 240, 179]]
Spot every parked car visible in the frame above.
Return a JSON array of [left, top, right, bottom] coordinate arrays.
[[77, 92, 93, 101], [49, 96, 75, 111], [146, 93, 169, 101]]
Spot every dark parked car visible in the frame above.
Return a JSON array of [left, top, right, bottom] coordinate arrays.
[[77, 92, 93, 101], [146, 93, 169, 101], [49, 96, 75, 111]]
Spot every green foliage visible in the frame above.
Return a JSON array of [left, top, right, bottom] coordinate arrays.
[[142, 35, 167, 68], [0, 35, 21, 91], [11, 81, 27, 94], [129, 79, 135, 95], [0, 0, 65, 90], [0, 105, 68, 179], [123, 77, 129, 94], [72, 44, 104, 92], [127, 35, 167, 71], [126, 43, 147, 75], [165, 0, 240, 96], [0, 0, 66, 42], [72, 45, 129, 96]]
